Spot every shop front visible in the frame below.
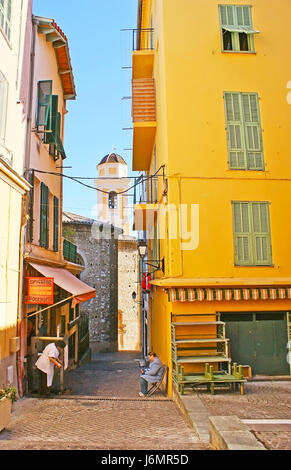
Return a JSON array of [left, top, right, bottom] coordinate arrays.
[[24, 262, 96, 394]]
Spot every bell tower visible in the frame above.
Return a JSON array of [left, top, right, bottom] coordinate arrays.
[[95, 152, 131, 235]]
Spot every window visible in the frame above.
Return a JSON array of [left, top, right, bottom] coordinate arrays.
[[0, 70, 8, 142], [40, 182, 49, 248], [53, 196, 59, 252], [232, 202, 272, 266], [224, 92, 264, 170], [108, 191, 117, 209], [0, 0, 12, 42], [36, 81, 66, 159], [219, 5, 259, 52]]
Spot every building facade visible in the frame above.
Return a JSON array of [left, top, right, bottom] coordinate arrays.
[[132, 0, 291, 396], [21, 16, 95, 394], [0, 0, 31, 390]]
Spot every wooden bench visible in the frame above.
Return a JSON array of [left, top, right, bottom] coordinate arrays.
[[174, 363, 247, 395]]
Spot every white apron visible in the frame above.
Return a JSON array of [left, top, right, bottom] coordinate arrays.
[[35, 343, 59, 387]]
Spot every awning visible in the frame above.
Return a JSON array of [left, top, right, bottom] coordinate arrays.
[[222, 26, 260, 34], [29, 262, 96, 307], [167, 287, 291, 303]]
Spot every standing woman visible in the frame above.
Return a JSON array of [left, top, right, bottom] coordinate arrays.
[[35, 340, 66, 396]]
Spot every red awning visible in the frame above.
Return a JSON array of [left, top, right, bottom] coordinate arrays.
[[29, 262, 96, 307]]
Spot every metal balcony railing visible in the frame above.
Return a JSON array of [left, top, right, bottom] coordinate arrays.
[[134, 175, 158, 205], [133, 28, 154, 51]]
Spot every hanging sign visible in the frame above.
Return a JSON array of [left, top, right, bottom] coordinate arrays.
[[142, 273, 151, 292], [25, 277, 54, 305]]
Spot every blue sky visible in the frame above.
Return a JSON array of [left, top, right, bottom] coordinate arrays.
[[34, 0, 138, 218]]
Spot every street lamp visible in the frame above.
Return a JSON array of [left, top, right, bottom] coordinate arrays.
[[137, 240, 165, 274]]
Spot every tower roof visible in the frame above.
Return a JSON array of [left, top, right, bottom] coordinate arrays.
[[98, 153, 127, 166]]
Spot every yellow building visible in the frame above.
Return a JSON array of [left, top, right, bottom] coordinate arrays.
[[0, 1, 31, 390], [132, 0, 291, 396]]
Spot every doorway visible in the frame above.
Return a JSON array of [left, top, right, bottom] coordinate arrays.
[[220, 311, 290, 375]]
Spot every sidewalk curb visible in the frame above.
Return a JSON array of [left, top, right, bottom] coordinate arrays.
[[172, 387, 210, 443]]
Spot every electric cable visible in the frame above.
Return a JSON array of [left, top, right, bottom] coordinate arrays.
[[31, 165, 165, 196]]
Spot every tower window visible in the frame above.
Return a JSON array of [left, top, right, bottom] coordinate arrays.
[[108, 191, 117, 209]]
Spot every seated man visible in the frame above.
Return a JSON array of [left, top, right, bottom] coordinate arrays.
[[139, 351, 163, 397]]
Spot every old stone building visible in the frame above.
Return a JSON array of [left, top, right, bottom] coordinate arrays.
[[63, 212, 121, 352], [118, 235, 140, 351]]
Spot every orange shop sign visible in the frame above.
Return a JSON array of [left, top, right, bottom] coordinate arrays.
[[25, 277, 54, 305]]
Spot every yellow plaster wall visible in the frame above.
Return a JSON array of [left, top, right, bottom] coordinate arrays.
[[137, 0, 291, 392]]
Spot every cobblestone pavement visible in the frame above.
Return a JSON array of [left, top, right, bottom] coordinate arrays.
[[196, 380, 291, 450], [0, 352, 211, 451]]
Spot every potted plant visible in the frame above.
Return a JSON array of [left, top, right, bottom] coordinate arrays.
[[0, 387, 17, 432]]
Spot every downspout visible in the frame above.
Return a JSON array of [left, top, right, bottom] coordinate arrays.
[[16, 201, 29, 398], [24, 16, 37, 174]]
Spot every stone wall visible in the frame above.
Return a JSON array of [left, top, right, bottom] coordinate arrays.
[[118, 239, 141, 351], [63, 220, 120, 352]]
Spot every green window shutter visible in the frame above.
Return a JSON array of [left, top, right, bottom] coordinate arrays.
[[236, 6, 252, 27], [225, 92, 264, 170], [251, 203, 272, 265], [40, 182, 49, 248], [53, 196, 59, 252], [56, 112, 67, 160], [36, 81, 52, 134], [225, 93, 246, 169], [46, 94, 58, 145], [233, 202, 252, 265], [241, 93, 264, 170], [233, 202, 272, 266], [219, 5, 235, 26]]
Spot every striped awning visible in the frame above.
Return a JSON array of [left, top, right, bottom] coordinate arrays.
[[167, 287, 291, 303]]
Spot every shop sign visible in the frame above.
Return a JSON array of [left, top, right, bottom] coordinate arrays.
[[25, 277, 54, 304]]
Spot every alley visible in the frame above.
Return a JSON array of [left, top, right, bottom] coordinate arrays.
[[0, 353, 211, 450]]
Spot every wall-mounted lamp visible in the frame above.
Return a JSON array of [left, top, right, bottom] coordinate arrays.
[[137, 240, 165, 274]]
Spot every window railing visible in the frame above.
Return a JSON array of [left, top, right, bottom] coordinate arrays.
[[133, 28, 154, 51], [134, 175, 158, 205]]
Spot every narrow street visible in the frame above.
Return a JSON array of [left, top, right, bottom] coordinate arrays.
[[0, 352, 212, 450]]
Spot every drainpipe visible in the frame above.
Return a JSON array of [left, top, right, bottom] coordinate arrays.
[[24, 16, 37, 174], [16, 201, 29, 398]]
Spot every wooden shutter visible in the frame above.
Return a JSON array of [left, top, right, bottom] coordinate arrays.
[[225, 93, 246, 169], [220, 5, 235, 26], [236, 6, 252, 27], [4, 0, 11, 40], [233, 202, 252, 265], [53, 196, 59, 252], [40, 182, 49, 248], [242, 93, 264, 170], [251, 203, 272, 265], [46, 95, 58, 145], [36, 81, 52, 134]]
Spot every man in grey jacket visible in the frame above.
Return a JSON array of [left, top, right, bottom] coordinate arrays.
[[139, 352, 163, 397]]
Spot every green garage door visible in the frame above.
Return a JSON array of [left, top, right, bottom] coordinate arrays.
[[221, 312, 290, 375]]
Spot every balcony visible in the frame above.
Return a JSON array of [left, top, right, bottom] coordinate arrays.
[[132, 78, 156, 171], [132, 29, 155, 80], [133, 28, 154, 52]]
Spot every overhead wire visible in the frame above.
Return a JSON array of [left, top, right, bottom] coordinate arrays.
[[31, 165, 165, 196]]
